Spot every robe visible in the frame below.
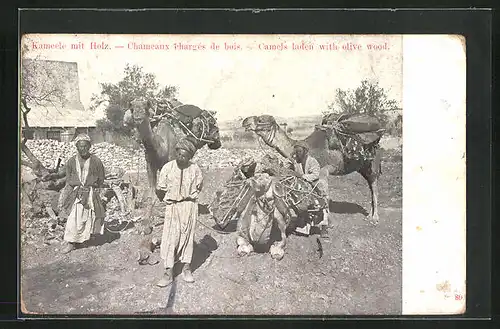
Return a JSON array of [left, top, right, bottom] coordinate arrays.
[[157, 160, 203, 269], [291, 155, 328, 234], [62, 154, 106, 244], [292, 155, 321, 183]]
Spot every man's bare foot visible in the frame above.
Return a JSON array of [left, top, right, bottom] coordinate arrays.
[[61, 243, 76, 254], [156, 269, 173, 287]]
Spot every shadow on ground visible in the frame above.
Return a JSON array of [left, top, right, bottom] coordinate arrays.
[[329, 200, 368, 216], [172, 234, 218, 277], [86, 230, 121, 247]]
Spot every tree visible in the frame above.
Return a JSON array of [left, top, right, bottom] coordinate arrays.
[[20, 39, 68, 176], [20, 44, 68, 117], [327, 79, 401, 127], [91, 64, 178, 135]]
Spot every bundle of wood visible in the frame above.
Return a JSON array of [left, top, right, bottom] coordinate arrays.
[[209, 154, 325, 229], [322, 113, 385, 161], [152, 99, 202, 129], [209, 160, 255, 229]]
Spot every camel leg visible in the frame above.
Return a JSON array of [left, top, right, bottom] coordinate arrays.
[[358, 159, 381, 225], [270, 209, 287, 260], [146, 160, 157, 202], [138, 160, 157, 235], [236, 235, 254, 256], [236, 202, 254, 256]]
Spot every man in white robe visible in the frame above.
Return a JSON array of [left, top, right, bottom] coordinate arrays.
[[290, 141, 330, 238], [155, 138, 203, 287]]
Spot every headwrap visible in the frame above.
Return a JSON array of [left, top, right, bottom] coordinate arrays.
[[74, 133, 92, 145], [240, 156, 255, 167], [294, 140, 309, 152], [175, 138, 197, 157]]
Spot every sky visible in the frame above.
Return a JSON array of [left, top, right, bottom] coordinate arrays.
[[22, 34, 403, 122]]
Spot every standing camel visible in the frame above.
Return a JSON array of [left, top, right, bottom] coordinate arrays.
[[123, 98, 222, 201], [242, 114, 383, 224]]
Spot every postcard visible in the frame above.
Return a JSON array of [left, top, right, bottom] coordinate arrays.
[[19, 33, 465, 316]]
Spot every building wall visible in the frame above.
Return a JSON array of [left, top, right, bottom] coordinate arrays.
[[23, 127, 104, 143], [22, 59, 85, 111]]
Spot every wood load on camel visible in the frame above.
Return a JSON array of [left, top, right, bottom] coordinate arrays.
[[122, 97, 222, 235], [208, 154, 328, 260], [242, 112, 385, 225]]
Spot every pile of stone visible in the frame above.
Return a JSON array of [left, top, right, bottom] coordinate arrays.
[[22, 139, 147, 172], [22, 139, 282, 172], [193, 147, 283, 169]]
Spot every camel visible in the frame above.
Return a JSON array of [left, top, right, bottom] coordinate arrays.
[[214, 154, 325, 260], [123, 98, 222, 202], [234, 172, 297, 260], [242, 114, 383, 224]]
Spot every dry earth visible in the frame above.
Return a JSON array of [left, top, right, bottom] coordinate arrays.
[[20, 146, 402, 317]]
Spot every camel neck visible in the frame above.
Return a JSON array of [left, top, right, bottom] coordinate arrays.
[[137, 116, 156, 152], [270, 125, 296, 158]]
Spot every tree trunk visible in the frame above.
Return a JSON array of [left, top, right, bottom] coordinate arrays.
[[20, 159, 39, 172], [21, 140, 49, 176]]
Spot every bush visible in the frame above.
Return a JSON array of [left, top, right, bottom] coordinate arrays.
[[386, 114, 402, 137], [327, 79, 402, 135]]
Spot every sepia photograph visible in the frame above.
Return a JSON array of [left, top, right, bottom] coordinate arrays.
[[18, 33, 464, 316]]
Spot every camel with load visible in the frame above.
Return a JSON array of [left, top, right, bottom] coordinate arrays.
[[122, 98, 222, 233], [211, 154, 328, 260], [242, 113, 385, 225]]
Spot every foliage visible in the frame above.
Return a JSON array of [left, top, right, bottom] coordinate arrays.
[[91, 64, 178, 135], [386, 113, 403, 137], [326, 79, 401, 129]]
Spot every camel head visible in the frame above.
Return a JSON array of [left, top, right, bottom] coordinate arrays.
[[242, 116, 258, 131], [123, 98, 153, 128], [242, 115, 279, 144]]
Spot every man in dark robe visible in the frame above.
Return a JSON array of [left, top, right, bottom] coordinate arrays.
[[45, 134, 106, 254]]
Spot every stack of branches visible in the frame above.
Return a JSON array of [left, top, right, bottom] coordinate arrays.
[[144, 98, 217, 147], [258, 154, 323, 213], [321, 113, 386, 161], [209, 160, 256, 229], [210, 154, 325, 230]]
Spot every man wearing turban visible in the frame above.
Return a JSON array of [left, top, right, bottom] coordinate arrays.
[[155, 138, 203, 287], [45, 133, 106, 254], [289, 140, 330, 239]]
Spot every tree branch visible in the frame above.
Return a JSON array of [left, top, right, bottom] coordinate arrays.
[[21, 142, 48, 176], [21, 98, 31, 128]]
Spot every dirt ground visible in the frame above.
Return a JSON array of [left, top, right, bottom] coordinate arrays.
[[20, 149, 402, 316]]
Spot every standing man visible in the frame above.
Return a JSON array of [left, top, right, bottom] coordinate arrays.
[[44, 134, 106, 254], [289, 141, 330, 238], [155, 138, 203, 287]]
